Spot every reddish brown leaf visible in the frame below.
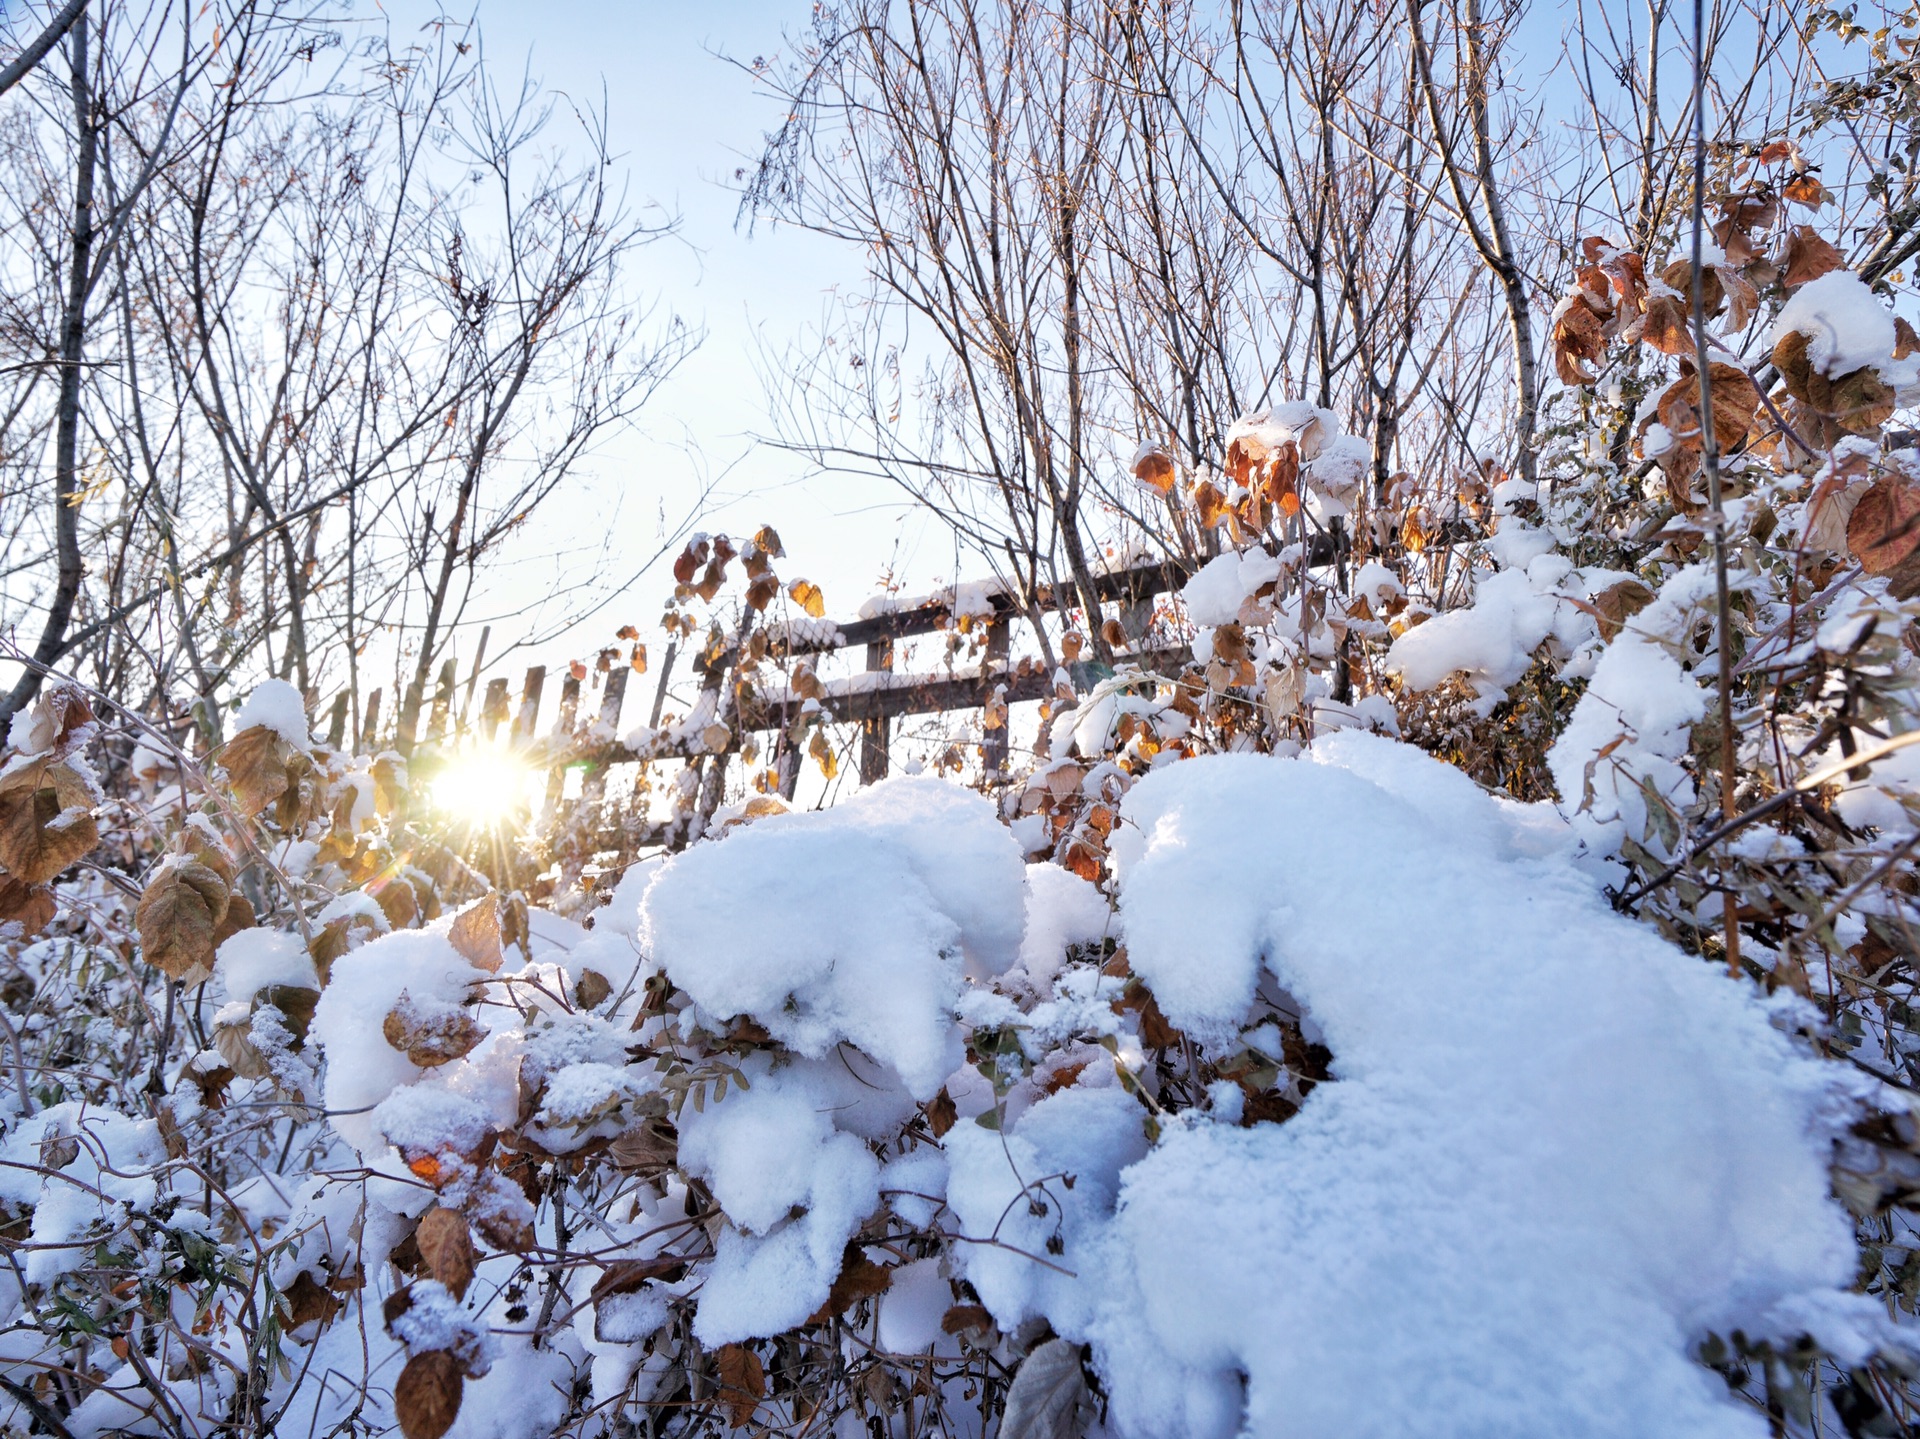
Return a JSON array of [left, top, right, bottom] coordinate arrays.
[[941, 1303, 994, 1338], [1783, 173, 1828, 208], [809, 1245, 893, 1323], [279, 1271, 344, 1331], [926, 1087, 957, 1139], [1132, 444, 1177, 494], [1848, 475, 1920, 599], [1641, 293, 1695, 357], [589, 1254, 689, 1303], [394, 1350, 463, 1439], [415, 1208, 475, 1300], [715, 1344, 765, 1428], [1783, 226, 1844, 288]]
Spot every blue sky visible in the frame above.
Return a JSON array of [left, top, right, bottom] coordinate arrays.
[[430, 0, 949, 674]]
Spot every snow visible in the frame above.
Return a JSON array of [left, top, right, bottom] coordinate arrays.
[[216, 927, 318, 1003], [1013, 862, 1112, 994], [678, 1058, 882, 1343], [875, 1257, 953, 1352], [1386, 566, 1592, 714], [642, 777, 1025, 1098], [1547, 566, 1716, 857], [234, 678, 315, 750], [0, 1103, 166, 1284], [310, 928, 488, 1154], [1774, 270, 1902, 379], [373, 1084, 494, 1156], [1181, 549, 1282, 626], [975, 743, 1883, 1439]]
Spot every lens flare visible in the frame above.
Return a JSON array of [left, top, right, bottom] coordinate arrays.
[[429, 748, 536, 825]]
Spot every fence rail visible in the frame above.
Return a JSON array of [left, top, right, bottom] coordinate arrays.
[[322, 556, 1203, 849]]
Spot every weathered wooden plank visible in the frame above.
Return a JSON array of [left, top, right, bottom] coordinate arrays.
[[480, 678, 510, 741], [859, 639, 891, 784], [512, 666, 545, 743]]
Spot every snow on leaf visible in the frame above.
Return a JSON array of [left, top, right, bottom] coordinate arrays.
[[789, 579, 826, 618]]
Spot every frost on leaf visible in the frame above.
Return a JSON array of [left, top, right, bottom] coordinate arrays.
[[999, 1339, 1091, 1439]]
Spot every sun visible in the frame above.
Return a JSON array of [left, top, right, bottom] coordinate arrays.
[[428, 747, 538, 826]]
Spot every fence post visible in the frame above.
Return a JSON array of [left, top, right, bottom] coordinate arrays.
[[860, 639, 892, 784], [480, 678, 509, 741], [511, 666, 545, 744], [580, 667, 629, 808], [982, 617, 1011, 780], [545, 669, 584, 811], [427, 659, 457, 743], [326, 692, 349, 748], [359, 689, 382, 752]]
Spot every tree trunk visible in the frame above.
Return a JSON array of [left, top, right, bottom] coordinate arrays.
[[0, 10, 94, 728]]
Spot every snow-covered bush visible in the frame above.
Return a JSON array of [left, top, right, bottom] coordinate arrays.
[[8, 118, 1920, 1439]]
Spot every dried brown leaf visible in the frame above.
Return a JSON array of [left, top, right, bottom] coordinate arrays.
[[279, 1271, 343, 1332], [0, 783, 96, 887], [1848, 475, 1920, 598], [136, 859, 230, 983], [715, 1344, 765, 1428], [394, 1350, 463, 1439], [809, 1245, 892, 1322], [574, 969, 612, 1010], [789, 579, 826, 618], [382, 991, 487, 1068], [0, 877, 55, 938], [447, 891, 503, 973], [1131, 444, 1177, 494], [1783, 226, 1844, 288], [221, 726, 294, 818], [415, 1208, 475, 1300], [926, 1088, 957, 1139]]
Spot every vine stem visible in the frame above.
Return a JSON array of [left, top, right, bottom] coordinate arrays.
[[1688, 0, 1742, 977]]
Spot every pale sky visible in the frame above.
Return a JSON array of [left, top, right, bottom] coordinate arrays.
[[428, 0, 953, 685]]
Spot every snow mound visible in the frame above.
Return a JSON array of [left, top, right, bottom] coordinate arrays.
[[950, 744, 1878, 1439], [642, 777, 1025, 1098], [678, 1058, 882, 1343]]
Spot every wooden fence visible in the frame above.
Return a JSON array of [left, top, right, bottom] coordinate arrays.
[[332, 556, 1200, 849]]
